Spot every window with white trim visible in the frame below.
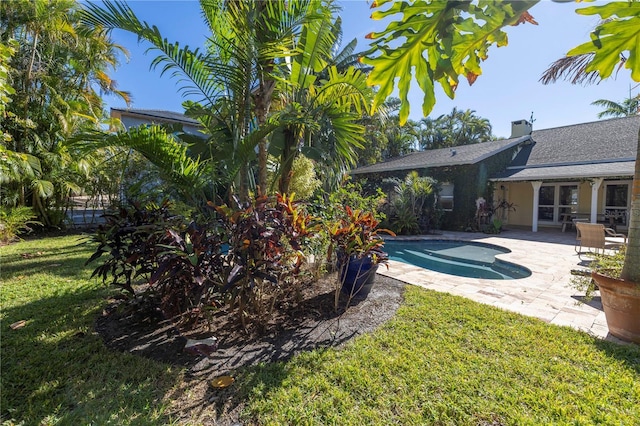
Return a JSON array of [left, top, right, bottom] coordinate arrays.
[[538, 183, 578, 223]]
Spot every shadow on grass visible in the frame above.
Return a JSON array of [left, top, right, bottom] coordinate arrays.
[[1, 283, 180, 425], [1, 238, 97, 280], [593, 336, 640, 375]]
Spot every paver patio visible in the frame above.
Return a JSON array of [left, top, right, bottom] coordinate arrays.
[[379, 227, 629, 344]]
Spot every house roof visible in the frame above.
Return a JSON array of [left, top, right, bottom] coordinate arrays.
[[110, 108, 201, 125], [492, 161, 635, 182], [352, 115, 639, 181], [492, 115, 639, 182], [350, 136, 530, 175]]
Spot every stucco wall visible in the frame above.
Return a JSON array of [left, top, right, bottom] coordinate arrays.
[[495, 182, 533, 226], [495, 180, 631, 230]]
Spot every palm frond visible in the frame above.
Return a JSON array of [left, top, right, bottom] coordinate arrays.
[[539, 53, 603, 86], [73, 126, 212, 202], [80, 0, 220, 104]]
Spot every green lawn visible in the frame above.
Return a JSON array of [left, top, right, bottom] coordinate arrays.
[[2, 236, 639, 425], [0, 235, 179, 425]]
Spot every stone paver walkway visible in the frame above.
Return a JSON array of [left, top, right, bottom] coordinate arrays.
[[378, 227, 628, 343]]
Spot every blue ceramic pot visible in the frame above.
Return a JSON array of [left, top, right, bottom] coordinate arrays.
[[339, 254, 379, 298]]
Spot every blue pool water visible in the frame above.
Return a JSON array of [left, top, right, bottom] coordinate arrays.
[[383, 240, 531, 280]]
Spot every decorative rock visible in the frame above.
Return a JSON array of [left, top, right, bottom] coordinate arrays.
[[184, 337, 218, 356]]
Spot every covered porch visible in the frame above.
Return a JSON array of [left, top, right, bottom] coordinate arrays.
[[490, 163, 634, 233]]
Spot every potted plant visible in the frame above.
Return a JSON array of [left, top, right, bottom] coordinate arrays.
[[571, 246, 640, 343], [327, 206, 395, 303], [587, 246, 640, 343]]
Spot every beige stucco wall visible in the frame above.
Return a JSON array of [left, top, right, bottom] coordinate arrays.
[[494, 180, 631, 229], [494, 182, 533, 226]]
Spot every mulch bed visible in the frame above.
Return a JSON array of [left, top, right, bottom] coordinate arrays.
[[94, 273, 406, 425]]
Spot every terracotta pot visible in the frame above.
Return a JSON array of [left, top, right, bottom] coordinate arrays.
[[591, 271, 640, 344]]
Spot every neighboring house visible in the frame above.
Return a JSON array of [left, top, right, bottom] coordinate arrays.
[[352, 116, 639, 232], [110, 108, 204, 136]]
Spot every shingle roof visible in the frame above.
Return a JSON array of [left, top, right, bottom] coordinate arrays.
[[350, 136, 530, 175], [492, 115, 639, 181], [492, 161, 635, 182], [111, 108, 201, 125], [352, 116, 639, 181], [510, 115, 638, 167]]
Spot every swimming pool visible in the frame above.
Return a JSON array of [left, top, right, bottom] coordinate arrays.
[[383, 239, 531, 280]]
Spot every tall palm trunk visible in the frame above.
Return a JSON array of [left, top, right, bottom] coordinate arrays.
[[278, 129, 297, 195], [621, 129, 640, 282], [254, 76, 275, 192]]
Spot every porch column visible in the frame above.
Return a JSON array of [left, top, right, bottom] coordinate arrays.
[[531, 181, 542, 232], [590, 178, 603, 223]]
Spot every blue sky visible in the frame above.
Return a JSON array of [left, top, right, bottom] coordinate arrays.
[[103, 1, 636, 138]]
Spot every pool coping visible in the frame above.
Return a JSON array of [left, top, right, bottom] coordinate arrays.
[[378, 230, 631, 344]]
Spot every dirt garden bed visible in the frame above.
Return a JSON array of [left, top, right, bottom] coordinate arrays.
[[95, 273, 406, 424]]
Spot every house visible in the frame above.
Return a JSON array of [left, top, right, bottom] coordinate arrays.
[[351, 116, 639, 232], [110, 108, 204, 136]]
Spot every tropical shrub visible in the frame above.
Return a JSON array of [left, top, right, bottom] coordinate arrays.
[[149, 221, 227, 323], [87, 193, 322, 330], [474, 198, 516, 233], [382, 172, 438, 235], [327, 205, 395, 309], [327, 206, 394, 264], [87, 200, 182, 295], [0, 206, 40, 243], [213, 193, 319, 329], [325, 177, 386, 222]]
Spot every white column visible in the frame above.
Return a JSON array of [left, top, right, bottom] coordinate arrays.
[[531, 181, 542, 232], [590, 178, 603, 223]]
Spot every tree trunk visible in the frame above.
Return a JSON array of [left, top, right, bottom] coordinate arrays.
[[278, 129, 297, 195], [253, 77, 275, 193], [621, 128, 640, 283], [238, 164, 249, 204]]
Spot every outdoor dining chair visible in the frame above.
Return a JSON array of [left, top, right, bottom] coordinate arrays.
[[575, 222, 627, 259]]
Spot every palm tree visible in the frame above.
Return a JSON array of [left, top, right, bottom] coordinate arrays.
[[591, 96, 640, 119], [304, 15, 374, 191], [269, 8, 373, 194], [1, 0, 129, 225], [80, 0, 319, 201], [417, 108, 493, 150]]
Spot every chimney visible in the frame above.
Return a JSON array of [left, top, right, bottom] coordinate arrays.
[[510, 119, 532, 138]]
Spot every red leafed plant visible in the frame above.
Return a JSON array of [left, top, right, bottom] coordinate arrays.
[[327, 206, 395, 265], [211, 193, 319, 330]]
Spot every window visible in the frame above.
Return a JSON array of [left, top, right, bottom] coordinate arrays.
[[605, 182, 630, 226], [438, 183, 454, 211], [558, 185, 579, 218], [538, 183, 578, 223], [538, 186, 555, 221]]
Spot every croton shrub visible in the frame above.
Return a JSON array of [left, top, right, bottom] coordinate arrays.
[[87, 194, 319, 329]]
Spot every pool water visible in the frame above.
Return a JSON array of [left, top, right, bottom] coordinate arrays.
[[383, 240, 531, 280]]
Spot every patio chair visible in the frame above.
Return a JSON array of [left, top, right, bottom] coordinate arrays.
[[575, 222, 627, 259]]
